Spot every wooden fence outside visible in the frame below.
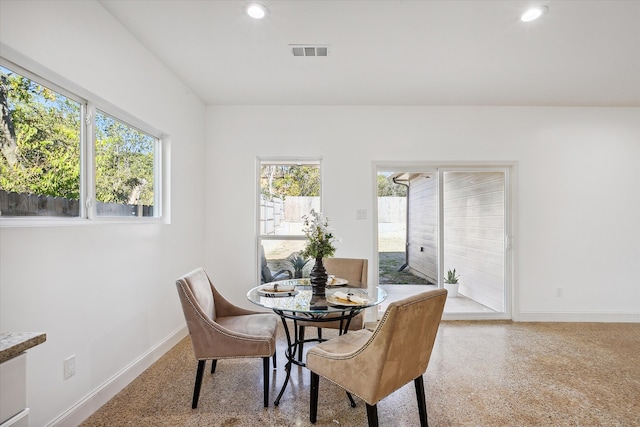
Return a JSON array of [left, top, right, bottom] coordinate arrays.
[[0, 190, 153, 217], [260, 196, 284, 234]]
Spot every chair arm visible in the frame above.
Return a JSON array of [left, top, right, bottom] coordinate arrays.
[[212, 286, 265, 317]]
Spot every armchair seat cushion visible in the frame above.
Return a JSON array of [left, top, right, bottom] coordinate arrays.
[[217, 313, 278, 341], [197, 313, 277, 359], [307, 329, 371, 361]]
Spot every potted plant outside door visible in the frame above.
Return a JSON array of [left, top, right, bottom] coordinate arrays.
[[444, 269, 460, 297]]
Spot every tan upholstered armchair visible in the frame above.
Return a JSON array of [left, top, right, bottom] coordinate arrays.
[[297, 258, 368, 360], [176, 267, 279, 408], [306, 289, 447, 427]]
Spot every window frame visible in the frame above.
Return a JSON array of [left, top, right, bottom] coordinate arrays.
[[0, 56, 165, 226], [88, 105, 163, 220], [374, 161, 514, 320]]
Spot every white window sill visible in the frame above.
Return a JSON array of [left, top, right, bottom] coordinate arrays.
[[0, 217, 166, 228]]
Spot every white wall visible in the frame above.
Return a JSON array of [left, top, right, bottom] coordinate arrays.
[[0, 1, 206, 426], [205, 106, 640, 322], [1, 1, 638, 424]]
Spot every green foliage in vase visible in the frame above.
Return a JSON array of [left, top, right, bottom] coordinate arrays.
[[301, 209, 337, 259]]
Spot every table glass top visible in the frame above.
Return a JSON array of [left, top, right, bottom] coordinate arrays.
[[247, 279, 387, 314]]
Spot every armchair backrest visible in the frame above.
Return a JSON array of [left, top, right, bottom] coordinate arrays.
[[177, 267, 217, 321], [357, 289, 447, 404], [323, 258, 368, 287]]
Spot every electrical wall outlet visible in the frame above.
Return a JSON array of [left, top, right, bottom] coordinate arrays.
[[556, 288, 563, 298], [64, 355, 76, 379]]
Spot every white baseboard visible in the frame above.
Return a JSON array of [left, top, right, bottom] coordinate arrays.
[[441, 312, 512, 321], [47, 325, 188, 427], [515, 311, 640, 323]]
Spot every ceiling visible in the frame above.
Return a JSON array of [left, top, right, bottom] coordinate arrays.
[[99, 0, 640, 107]]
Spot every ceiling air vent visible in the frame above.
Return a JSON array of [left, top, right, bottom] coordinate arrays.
[[290, 45, 329, 57]]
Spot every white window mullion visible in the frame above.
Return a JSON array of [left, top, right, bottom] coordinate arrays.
[[84, 104, 96, 220], [79, 102, 88, 219], [154, 137, 163, 219], [437, 169, 444, 289]]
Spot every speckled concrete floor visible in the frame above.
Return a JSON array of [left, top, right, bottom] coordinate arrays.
[[81, 321, 640, 426]]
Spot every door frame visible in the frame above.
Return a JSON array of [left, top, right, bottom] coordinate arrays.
[[373, 161, 516, 320]]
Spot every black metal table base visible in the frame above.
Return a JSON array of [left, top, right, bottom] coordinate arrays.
[[273, 308, 361, 406]]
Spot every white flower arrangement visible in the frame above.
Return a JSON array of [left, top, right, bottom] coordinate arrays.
[[300, 209, 337, 259]]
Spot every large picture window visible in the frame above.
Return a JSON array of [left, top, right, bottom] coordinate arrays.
[[0, 59, 161, 220], [258, 159, 321, 283]]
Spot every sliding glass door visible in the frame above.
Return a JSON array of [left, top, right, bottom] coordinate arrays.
[[377, 165, 511, 317]]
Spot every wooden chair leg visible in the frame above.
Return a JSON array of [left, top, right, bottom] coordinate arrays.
[[310, 372, 319, 423], [263, 356, 270, 407], [210, 359, 217, 374], [414, 376, 428, 427], [366, 403, 379, 427], [298, 325, 306, 362], [192, 360, 206, 408]]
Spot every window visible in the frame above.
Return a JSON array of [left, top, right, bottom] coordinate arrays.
[[94, 110, 157, 217], [0, 63, 82, 216], [0, 59, 161, 220], [257, 159, 321, 283]]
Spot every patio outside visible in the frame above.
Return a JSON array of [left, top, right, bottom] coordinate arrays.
[[378, 223, 431, 284], [377, 221, 495, 315]]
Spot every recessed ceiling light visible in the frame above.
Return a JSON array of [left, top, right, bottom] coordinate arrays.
[[246, 3, 269, 20], [521, 5, 548, 22]]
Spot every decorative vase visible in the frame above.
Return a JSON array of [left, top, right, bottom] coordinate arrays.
[[309, 256, 328, 297]]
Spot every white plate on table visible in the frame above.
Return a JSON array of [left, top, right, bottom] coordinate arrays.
[[326, 277, 348, 287], [326, 293, 369, 307], [257, 283, 298, 297]]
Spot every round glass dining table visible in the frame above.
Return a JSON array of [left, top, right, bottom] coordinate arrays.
[[247, 279, 387, 406]]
